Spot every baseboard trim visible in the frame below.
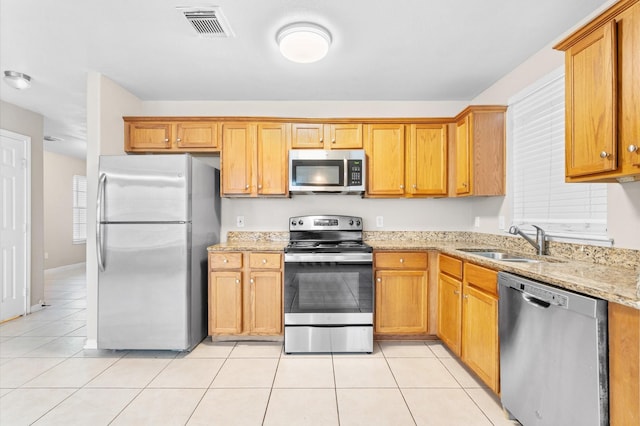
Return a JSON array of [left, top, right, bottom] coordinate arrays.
[[45, 262, 86, 274], [84, 339, 98, 350]]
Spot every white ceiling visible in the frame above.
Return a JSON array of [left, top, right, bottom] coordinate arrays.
[[0, 0, 610, 159]]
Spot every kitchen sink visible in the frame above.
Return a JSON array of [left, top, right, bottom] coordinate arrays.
[[457, 249, 541, 263]]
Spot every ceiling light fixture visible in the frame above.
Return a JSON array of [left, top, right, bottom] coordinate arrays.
[[276, 22, 332, 64], [3, 70, 32, 90]]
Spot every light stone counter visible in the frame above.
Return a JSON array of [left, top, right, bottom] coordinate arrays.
[[207, 231, 640, 309]]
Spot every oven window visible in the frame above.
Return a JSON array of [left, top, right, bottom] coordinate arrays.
[[292, 160, 343, 186], [284, 262, 373, 313]]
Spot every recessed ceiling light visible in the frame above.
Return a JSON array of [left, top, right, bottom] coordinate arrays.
[[276, 23, 332, 64], [3, 70, 32, 90]]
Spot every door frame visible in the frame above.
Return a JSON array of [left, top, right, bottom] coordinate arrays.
[[0, 128, 31, 316]]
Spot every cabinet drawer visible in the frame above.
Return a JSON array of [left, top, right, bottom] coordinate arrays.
[[249, 252, 282, 270], [209, 252, 243, 270], [439, 254, 463, 279], [375, 252, 428, 269], [464, 262, 498, 296]]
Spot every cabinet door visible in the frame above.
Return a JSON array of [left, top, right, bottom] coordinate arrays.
[[257, 123, 288, 195], [619, 3, 640, 171], [291, 123, 325, 148], [462, 285, 499, 393], [328, 124, 363, 149], [455, 116, 471, 195], [249, 271, 282, 335], [408, 124, 447, 196], [176, 122, 218, 149], [209, 271, 242, 334], [365, 124, 406, 196], [222, 123, 255, 195], [127, 122, 172, 150], [375, 270, 427, 334], [565, 21, 617, 177], [437, 273, 462, 356]]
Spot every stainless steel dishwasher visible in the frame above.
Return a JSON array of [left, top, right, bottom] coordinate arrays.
[[498, 272, 608, 426]]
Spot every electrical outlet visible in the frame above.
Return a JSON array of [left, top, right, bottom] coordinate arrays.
[[498, 216, 505, 230], [236, 216, 245, 228], [474, 216, 480, 228], [376, 216, 384, 228]]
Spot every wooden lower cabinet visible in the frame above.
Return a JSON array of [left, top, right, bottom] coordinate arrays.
[[437, 255, 499, 393], [208, 252, 282, 336], [374, 251, 428, 335], [609, 302, 640, 426]]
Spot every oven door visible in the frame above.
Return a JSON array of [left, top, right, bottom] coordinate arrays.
[[284, 252, 373, 325]]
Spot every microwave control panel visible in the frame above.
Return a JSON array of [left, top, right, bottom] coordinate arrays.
[[347, 160, 363, 186]]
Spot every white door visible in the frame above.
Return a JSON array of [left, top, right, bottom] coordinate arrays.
[[0, 130, 29, 321]]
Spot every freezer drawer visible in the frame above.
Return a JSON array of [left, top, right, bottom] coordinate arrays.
[[98, 223, 193, 350]]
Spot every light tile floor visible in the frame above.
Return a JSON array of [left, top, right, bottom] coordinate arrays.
[[0, 264, 519, 425]]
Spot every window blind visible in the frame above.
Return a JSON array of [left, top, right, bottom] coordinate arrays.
[[72, 175, 87, 244], [510, 72, 608, 241]]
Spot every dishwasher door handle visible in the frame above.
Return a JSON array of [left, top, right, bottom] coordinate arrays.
[[521, 292, 551, 309]]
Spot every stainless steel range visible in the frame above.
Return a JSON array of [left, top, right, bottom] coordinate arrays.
[[284, 215, 374, 354]]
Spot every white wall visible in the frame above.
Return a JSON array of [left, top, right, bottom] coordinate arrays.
[[0, 100, 45, 308], [43, 151, 87, 268]]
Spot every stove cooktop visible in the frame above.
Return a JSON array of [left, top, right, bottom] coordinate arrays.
[[285, 240, 373, 254]]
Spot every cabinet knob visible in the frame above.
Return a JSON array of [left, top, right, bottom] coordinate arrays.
[[245, 185, 249, 189], [400, 184, 404, 189], [332, 138, 336, 144], [262, 258, 267, 264], [250, 278, 254, 284], [600, 151, 610, 159], [399, 258, 404, 263], [454, 290, 460, 295], [235, 279, 240, 284], [176, 138, 181, 142], [463, 295, 469, 299], [258, 184, 262, 189], [628, 145, 638, 153], [223, 259, 228, 263], [412, 184, 417, 189], [164, 138, 169, 143], [320, 137, 324, 143], [377, 278, 381, 283], [462, 182, 468, 187]]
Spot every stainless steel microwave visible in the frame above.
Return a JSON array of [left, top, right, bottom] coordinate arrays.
[[288, 149, 366, 194]]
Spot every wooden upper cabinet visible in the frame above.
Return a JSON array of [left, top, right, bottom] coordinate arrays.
[[124, 118, 219, 152], [256, 123, 289, 196], [555, 0, 640, 182], [408, 124, 448, 196], [451, 107, 506, 197], [365, 124, 406, 196], [176, 121, 219, 149], [291, 123, 363, 149], [222, 123, 255, 195], [126, 121, 172, 151]]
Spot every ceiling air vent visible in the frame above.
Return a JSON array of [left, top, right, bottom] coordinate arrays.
[[177, 7, 234, 38]]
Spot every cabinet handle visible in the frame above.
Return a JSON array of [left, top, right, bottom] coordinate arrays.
[[250, 278, 254, 284], [399, 258, 404, 263], [262, 259, 267, 264], [332, 138, 336, 144], [377, 278, 381, 283], [235, 279, 240, 284], [400, 184, 404, 189], [628, 145, 638, 153], [320, 137, 324, 143], [176, 138, 181, 142], [164, 138, 169, 143], [258, 184, 262, 189], [245, 185, 249, 189], [600, 151, 610, 159], [223, 259, 228, 263]]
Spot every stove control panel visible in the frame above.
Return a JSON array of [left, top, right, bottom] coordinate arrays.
[[289, 215, 363, 231]]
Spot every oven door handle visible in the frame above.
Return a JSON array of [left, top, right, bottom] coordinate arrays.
[[284, 253, 373, 263]]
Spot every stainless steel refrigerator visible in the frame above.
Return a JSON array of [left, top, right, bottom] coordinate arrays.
[[97, 154, 220, 351]]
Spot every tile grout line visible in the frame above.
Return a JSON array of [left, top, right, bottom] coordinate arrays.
[[380, 345, 418, 426], [331, 352, 341, 426], [259, 345, 283, 426]]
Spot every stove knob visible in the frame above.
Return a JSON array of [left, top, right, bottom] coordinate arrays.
[[356, 220, 361, 226], [349, 219, 354, 226], [298, 220, 304, 225], [291, 220, 297, 226]]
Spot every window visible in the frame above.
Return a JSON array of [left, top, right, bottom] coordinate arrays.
[[72, 175, 87, 244], [510, 68, 609, 243]]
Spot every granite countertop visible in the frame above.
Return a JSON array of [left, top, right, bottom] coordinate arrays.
[[207, 236, 640, 309]]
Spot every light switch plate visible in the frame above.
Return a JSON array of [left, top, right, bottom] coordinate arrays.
[[236, 216, 245, 227], [376, 216, 384, 228], [474, 216, 480, 228]]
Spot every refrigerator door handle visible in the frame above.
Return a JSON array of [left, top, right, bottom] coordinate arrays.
[[96, 173, 107, 271]]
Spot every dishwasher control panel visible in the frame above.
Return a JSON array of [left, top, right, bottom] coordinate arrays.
[[521, 283, 568, 308]]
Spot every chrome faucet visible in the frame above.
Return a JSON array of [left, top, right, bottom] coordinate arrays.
[[509, 225, 547, 255]]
